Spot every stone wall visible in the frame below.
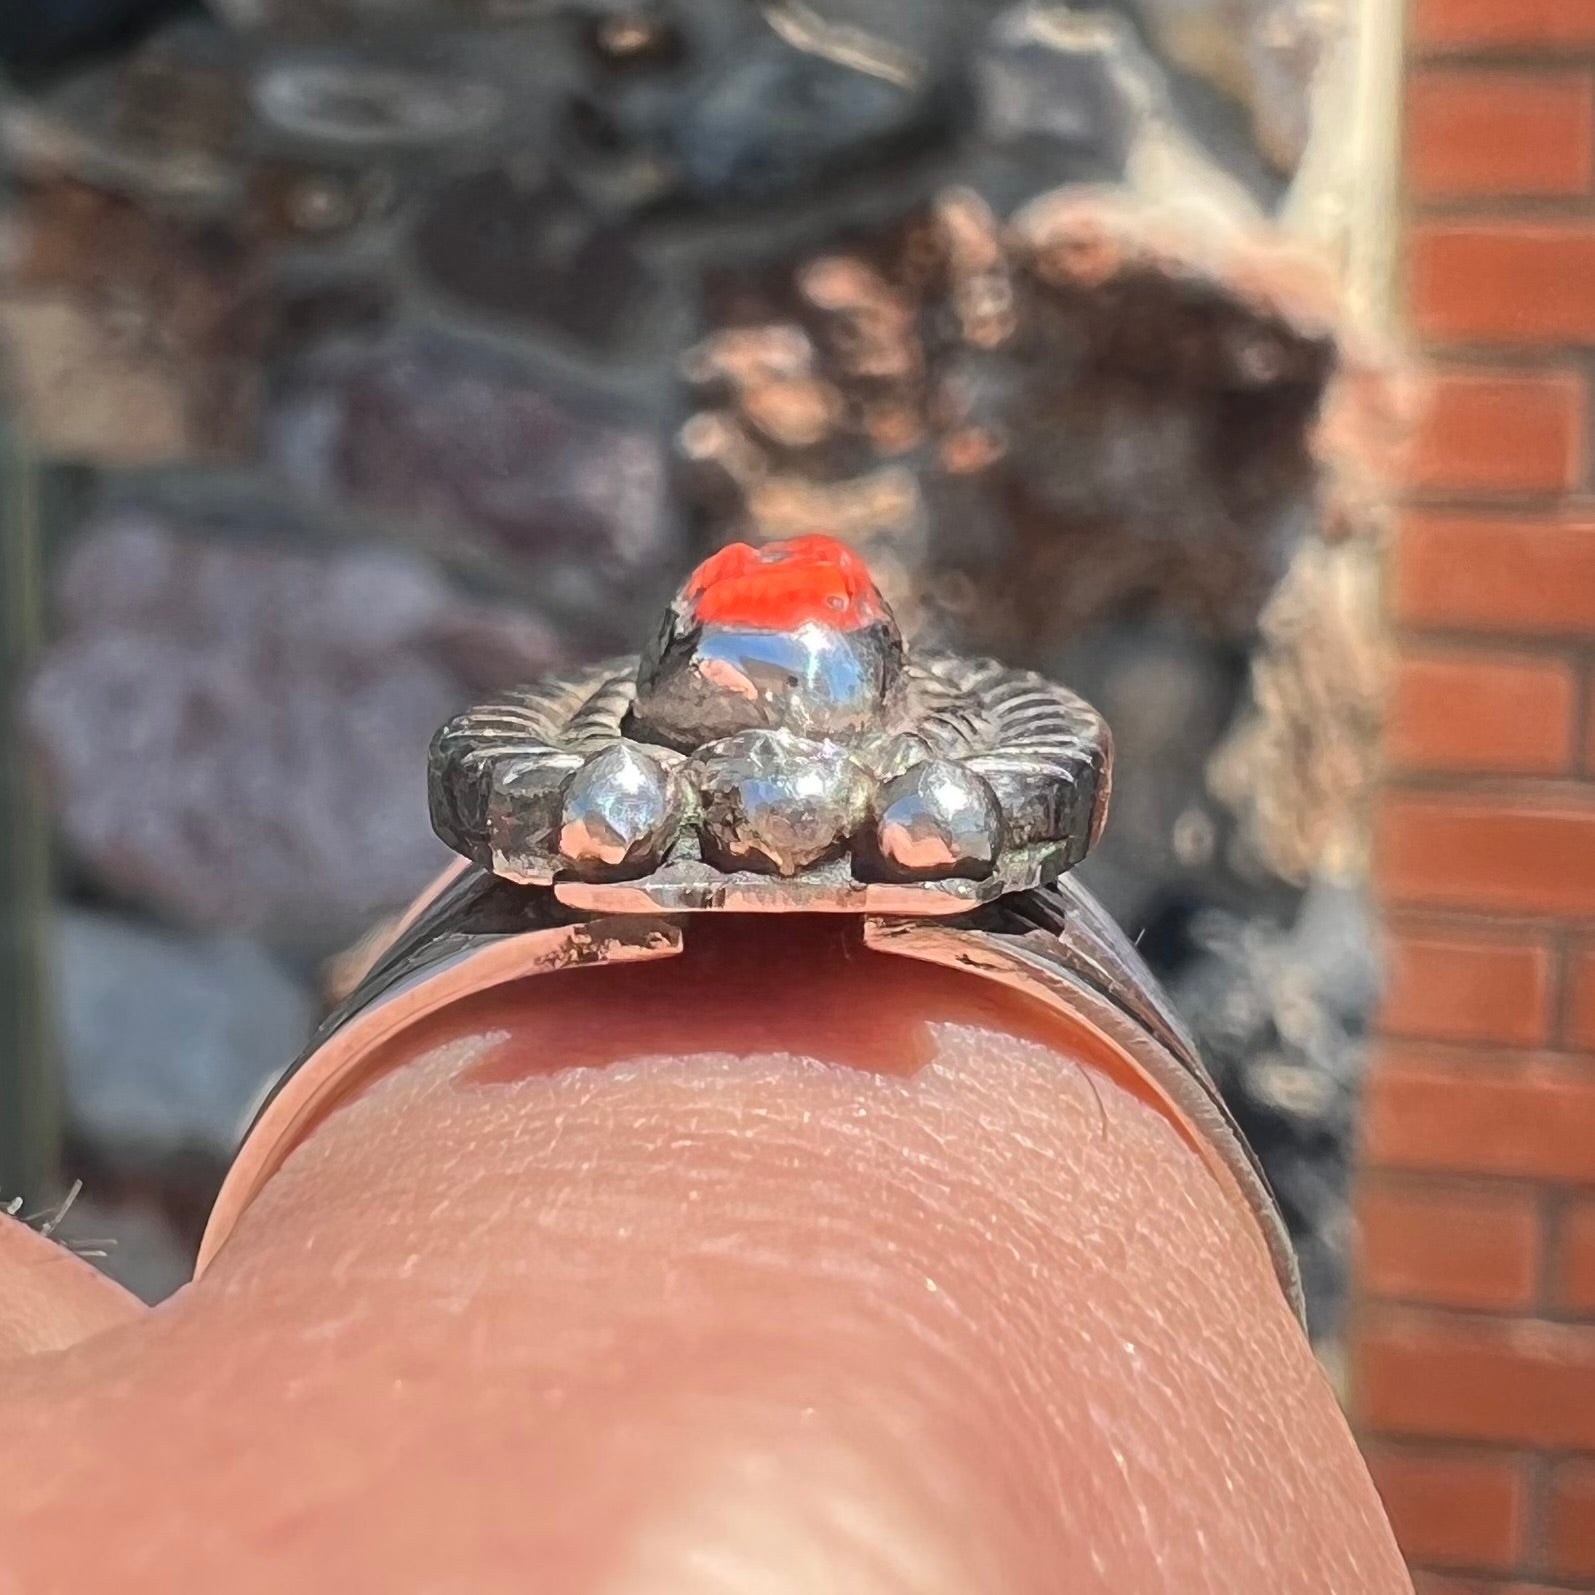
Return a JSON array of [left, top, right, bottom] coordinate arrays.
[[0, 0, 1391, 1330]]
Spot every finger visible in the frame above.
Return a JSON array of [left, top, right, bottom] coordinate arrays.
[[0, 919, 1408, 1594], [0, 1213, 143, 1362]]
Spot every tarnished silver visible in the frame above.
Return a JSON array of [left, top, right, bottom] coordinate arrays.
[[200, 540, 1301, 1327]]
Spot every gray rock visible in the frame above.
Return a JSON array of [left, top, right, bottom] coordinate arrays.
[[1168, 878, 1377, 1341], [54, 910, 313, 1172], [1111, 0, 1332, 180], [208, 0, 532, 28], [1061, 617, 1248, 931], [250, 57, 506, 148], [555, 0, 971, 217], [974, 4, 1141, 197], [412, 172, 665, 357], [659, 31, 949, 208], [0, 0, 176, 71]]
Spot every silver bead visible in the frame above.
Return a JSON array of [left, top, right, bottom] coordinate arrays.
[[633, 621, 901, 750], [866, 760, 1004, 881], [557, 743, 686, 880], [691, 730, 872, 876], [860, 730, 935, 781]]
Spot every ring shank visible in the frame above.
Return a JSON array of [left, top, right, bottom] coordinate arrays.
[[196, 871, 1303, 1327]]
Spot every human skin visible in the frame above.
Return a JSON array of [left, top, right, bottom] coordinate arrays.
[[0, 919, 1410, 1593]]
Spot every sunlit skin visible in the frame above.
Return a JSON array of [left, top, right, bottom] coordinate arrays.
[[0, 922, 1411, 1593]]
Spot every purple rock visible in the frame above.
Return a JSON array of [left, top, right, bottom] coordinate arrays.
[[269, 332, 680, 647], [26, 511, 563, 942]]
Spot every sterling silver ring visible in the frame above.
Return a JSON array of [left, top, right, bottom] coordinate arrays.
[[196, 535, 1302, 1324]]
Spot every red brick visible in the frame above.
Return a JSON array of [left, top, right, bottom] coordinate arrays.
[[1380, 924, 1551, 1045], [1548, 1459, 1595, 1579], [1366, 1446, 1524, 1570], [1376, 795, 1595, 917], [1385, 651, 1575, 776], [1408, 70, 1595, 200], [1406, 369, 1584, 495], [1393, 513, 1595, 636], [1567, 946, 1595, 1052], [1412, 0, 1595, 50], [1355, 1308, 1595, 1445], [1559, 1198, 1595, 1313], [1356, 1181, 1540, 1309], [1363, 1053, 1595, 1181], [1410, 225, 1595, 345]]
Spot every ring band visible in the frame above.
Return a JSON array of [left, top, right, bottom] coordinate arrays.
[[195, 865, 1305, 1323], [195, 535, 1303, 1325]]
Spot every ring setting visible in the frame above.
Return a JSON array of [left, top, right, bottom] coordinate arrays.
[[429, 534, 1112, 913]]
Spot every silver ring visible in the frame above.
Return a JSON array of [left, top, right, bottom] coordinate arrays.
[[197, 536, 1302, 1324]]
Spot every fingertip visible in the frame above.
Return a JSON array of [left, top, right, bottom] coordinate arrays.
[[601, 1419, 990, 1595], [211, 934, 1405, 1593]]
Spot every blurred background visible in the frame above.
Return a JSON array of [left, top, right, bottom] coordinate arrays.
[[0, 0, 1589, 1587]]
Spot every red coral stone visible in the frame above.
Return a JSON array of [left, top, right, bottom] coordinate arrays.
[[683, 535, 889, 632]]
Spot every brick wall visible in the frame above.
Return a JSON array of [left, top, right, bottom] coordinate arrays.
[[1351, 3, 1595, 1588]]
